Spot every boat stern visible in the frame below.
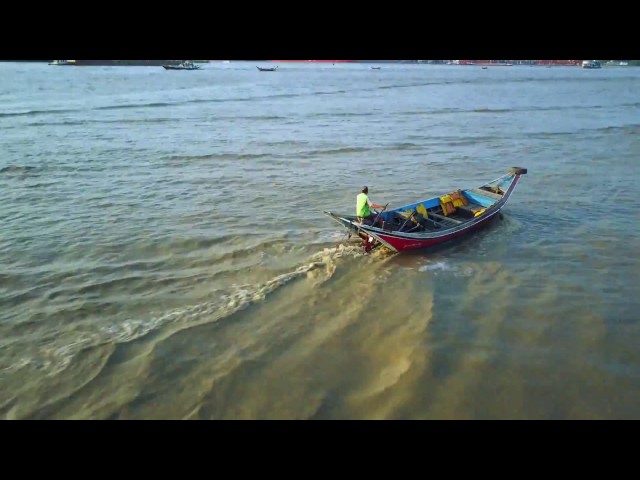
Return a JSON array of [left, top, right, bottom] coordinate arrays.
[[323, 211, 396, 253]]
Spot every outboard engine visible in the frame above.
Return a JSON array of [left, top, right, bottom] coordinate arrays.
[[363, 235, 376, 253]]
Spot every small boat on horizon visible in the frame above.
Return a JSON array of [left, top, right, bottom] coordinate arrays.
[[582, 60, 602, 69], [163, 61, 201, 71], [604, 60, 628, 67], [257, 66, 278, 72], [324, 167, 528, 254], [48, 60, 76, 66]]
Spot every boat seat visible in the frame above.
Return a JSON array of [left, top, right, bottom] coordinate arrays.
[[391, 209, 436, 232], [429, 211, 463, 225], [469, 188, 503, 201], [458, 203, 489, 219], [456, 202, 485, 218]]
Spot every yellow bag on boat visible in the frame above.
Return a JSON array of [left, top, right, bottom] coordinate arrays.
[[444, 203, 456, 216], [440, 195, 456, 216], [456, 189, 469, 206], [416, 204, 428, 218]]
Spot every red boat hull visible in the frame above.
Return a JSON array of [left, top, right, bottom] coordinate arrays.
[[371, 209, 501, 252]]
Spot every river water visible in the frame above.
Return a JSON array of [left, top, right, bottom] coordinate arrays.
[[1, 61, 639, 419]]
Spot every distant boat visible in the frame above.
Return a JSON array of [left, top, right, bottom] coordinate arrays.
[[48, 60, 76, 66], [257, 66, 278, 72], [163, 61, 201, 71], [582, 60, 602, 69], [371, 66, 381, 70], [605, 60, 629, 67]]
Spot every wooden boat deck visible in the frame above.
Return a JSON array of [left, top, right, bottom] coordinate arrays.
[[380, 196, 497, 234]]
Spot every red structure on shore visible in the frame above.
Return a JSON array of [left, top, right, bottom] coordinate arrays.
[[534, 60, 581, 66], [271, 60, 355, 63], [458, 60, 581, 66], [270, 60, 584, 66]]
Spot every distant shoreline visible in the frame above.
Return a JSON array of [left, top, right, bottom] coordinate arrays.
[[7, 60, 211, 66], [4, 60, 639, 67]]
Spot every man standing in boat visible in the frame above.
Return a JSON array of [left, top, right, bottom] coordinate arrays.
[[357, 186, 386, 226]]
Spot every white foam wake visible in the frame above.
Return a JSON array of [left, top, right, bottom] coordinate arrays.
[[1, 243, 365, 378]]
